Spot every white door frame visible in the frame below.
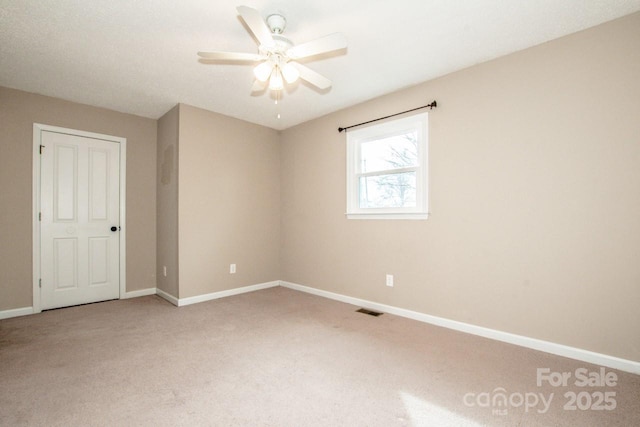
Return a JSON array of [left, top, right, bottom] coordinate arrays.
[[32, 123, 127, 313]]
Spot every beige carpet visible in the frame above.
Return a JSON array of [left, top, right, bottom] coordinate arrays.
[[1, 287, 638, 426]]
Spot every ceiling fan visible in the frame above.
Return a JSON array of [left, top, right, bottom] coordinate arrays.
[[198, 6, 347, 93]]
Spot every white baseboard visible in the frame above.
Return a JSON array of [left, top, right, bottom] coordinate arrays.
[[122, 287, 157, 299], [177, 281, 280, 307], [156, 288, 179, 306], [279, 281, 640, 375], [1, 290, 157, 318], [0, 306, 34, 320]]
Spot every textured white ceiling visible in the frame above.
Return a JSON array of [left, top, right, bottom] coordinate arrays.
[[1, 1, 639, 130]]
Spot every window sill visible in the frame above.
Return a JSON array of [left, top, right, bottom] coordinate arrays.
[[346, 212, 429, 220]]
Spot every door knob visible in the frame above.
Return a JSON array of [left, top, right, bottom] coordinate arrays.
[[110, 226, 118, 232]]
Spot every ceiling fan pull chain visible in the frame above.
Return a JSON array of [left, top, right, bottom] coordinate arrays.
[[276, 91, 281, 119]]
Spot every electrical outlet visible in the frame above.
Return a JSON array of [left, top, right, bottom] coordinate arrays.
[[386, 274, 394, 287], [163, 266, 167, 277], [230, 264, 236, 274]]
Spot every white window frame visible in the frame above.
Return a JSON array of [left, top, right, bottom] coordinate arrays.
[[346, 112, 429, 220]]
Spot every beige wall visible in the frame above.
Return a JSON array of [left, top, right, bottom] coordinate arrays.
[[157, 105, 180, 297], [280, 13, 640, 361], [0, 87, 157, 310], [178, 104, 281, 298]]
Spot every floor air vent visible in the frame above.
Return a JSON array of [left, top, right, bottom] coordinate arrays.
[[356, 308, 383, 317]]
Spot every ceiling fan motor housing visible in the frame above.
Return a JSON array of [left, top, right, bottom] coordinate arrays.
[[272, 35, 293, 51]]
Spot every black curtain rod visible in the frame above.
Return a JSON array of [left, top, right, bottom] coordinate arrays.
[[338, 100, 437, 133]]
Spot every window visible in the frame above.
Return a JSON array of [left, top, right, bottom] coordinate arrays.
[[346, 112, 428, 219]]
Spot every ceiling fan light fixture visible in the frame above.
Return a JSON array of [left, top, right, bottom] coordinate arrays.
[[269, 69, 284, 90], [281, 62, 300, 84], [253, 62, 273, 82]]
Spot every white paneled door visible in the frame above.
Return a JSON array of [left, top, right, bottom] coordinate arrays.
[[39, 130, 121, 310]]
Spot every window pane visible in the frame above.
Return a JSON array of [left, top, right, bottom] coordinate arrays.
[[360, 131, 418, 173], [358, 172, 416, 208]]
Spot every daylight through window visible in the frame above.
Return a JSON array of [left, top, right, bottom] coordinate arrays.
[[346, 112, 428, 219]]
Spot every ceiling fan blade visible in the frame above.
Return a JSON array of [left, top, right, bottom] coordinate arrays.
[[287, 33, 347, 59], [292, 63, 332, 90], [237, 6, 274, 47]]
